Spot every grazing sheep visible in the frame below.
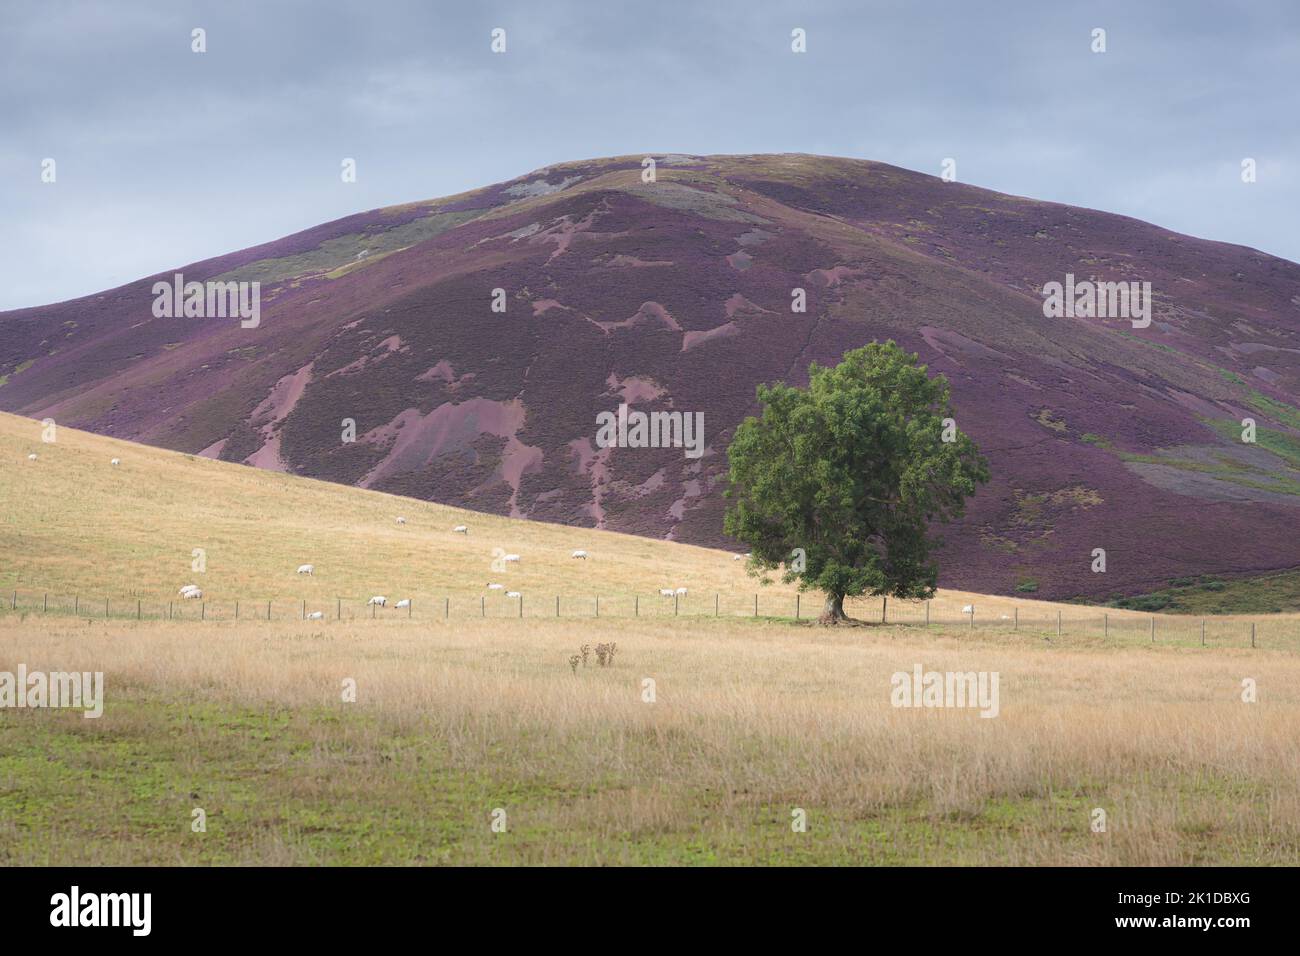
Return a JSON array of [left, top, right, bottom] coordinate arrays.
[[296, 564, 314, 575], [659, 589, 676, 597], [487, 583, 504, 590], [504, 553, 521, 563], [396, 516, 406, 525], [183, 588, 203, 600], [571, 549, 588, 559], [732, 554, 745, 561], [453, 525, 468, 534], [178, 585, 200, 596], [961, 605, 974, 615], [307, 611, 324, 620], [506, 591, 522, 599], [367, 596, 387, 607], [394, 599, 411, 609], [675, 587, 688, 596], [110, 458, 121, 466], [27, 453, 37, 460]]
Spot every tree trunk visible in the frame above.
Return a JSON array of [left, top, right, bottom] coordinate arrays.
[[818, 592, 851, 625]]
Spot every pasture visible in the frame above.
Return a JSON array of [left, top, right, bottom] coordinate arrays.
[[2, 412, 1298, 864]]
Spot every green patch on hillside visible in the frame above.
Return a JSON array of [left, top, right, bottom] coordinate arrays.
[[213, 209, 483, 286], [1107, 570, 1300, 615]]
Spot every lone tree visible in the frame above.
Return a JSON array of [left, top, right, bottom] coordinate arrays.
[[724, 341, 989, 625]]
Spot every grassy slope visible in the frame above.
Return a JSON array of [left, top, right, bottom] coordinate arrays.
[[3, 411, 1300, 865]]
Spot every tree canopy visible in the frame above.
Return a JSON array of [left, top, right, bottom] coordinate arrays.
[[723, 341, 989, 624]]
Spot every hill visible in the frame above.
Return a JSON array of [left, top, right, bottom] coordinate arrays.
[[2, 154, 1298, 600]]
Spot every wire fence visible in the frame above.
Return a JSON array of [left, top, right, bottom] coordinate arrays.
[[0, 586, 1287, 649]]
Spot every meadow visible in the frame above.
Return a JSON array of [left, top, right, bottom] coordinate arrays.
[[2, 412, 1298, 865]]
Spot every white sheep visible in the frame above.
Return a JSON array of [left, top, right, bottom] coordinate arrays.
[[659, 589, 676, 597], [732, 553, 745, 561], [27, 453, 37, 460], [178, 585, 200, 597], [367, 596, 387, 607], [183, 588, 203, 600], [110, 458, 121, 466], [571, 549, 588, 559], [453, 525, 469, 534], [675, 587, 688, 596], [296, 564, 314, 575], [487, 583, 504, 590], [396, 516, 406, 525], [506, 591, 522, 599], [307, 611, 324, 620], [961, 605, 974, 615], [504, 553, 521, 563], [394, 599, 411, 609]]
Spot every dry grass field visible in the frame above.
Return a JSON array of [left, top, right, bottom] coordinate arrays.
[[2, 411, 1299, 864]]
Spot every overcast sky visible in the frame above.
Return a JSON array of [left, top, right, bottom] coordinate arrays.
[[1, 0, 1296, 311]]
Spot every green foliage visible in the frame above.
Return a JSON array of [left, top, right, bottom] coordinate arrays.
[[1015, 579, 1039, 593], [724, 341, 989, 608]]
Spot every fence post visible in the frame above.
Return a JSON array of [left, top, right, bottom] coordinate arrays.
[[1103, 612, 1108, 638], [795, 594, 800, 619], [1013, 607, 1017, 630], [137, 599, 141, 620], [1056, 610, 1061, 639], [302, 600, 306, 621], [201, 602, 205, 621], [1251, 622, 1256, 649], [519, 595, 523, 618], [235, 601, 239, 620], [754, 594, 758, 617], [674, 593, 679, 616], [444, 597, 449, 619], [715, 593, 719, 617], [75, 595, 79, 615], [969, 606, 974, 632], [10, 591, 15, 610], [556, 595, 560, 617], [1201, 619, 1206, 647], [168, 600, 171, 620], [481, 595, 485, 617], [267, 600, 271, 620], [1151, 617, 1155, 642], [105, 598, 109, 617], [635, 595, 639, 617], [925, 600, 930, 626], [372, 602, 376, 619], [882, 596, 887, 624], [44, 593, 48, 612], [408, 599, 413, 619]]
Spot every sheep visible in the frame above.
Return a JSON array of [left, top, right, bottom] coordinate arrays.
[[487, 583, 504, 590], [659, 589, 676, 597], [675, 587, 688, 596], [394, 599, 411, 609], [504, 553, 521, 563], [367, 596, 387, 607], [999, 614, 1011, 620], [453, 525, 468, 534], [183, 588, 203, 600], [506, 591, 522, 599], [307, 611, 324, 620], [571, 549, 588, 559], [961, 605, 974, 615], [732, 554, 745, 561], [296, 564, 314, 575], [178, 585, 200, 597], [110, 458, 121, 466], [396, 517, 406, 525], [27, 453, 37, 460]]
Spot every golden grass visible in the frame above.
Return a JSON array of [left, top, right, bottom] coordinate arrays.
[[2, 614, 1298, 864]]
